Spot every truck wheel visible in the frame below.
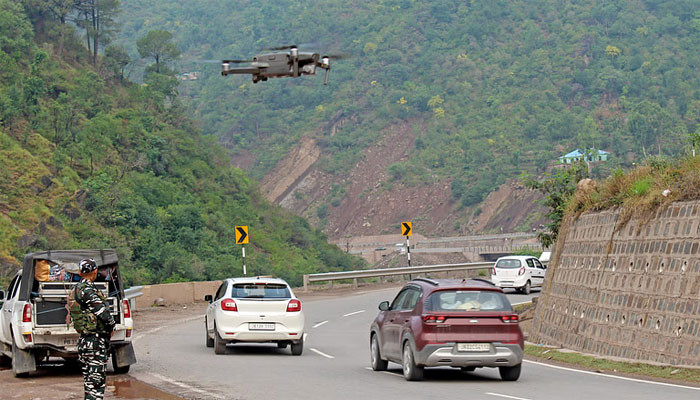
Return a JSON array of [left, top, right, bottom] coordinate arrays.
[[112, 355, 131, 374], [214, 325, 227, 355], [205, 320, 214, 348], [0, 354, 10, 368]]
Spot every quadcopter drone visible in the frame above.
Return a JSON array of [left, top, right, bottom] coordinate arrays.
[[221, 45, 333, 84]]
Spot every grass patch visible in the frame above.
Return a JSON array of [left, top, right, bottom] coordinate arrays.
[[569, 155, 700, 230], [525, 344, 700, 384]]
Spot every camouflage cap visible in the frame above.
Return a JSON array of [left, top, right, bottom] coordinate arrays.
[[79, 258, 98, 274]]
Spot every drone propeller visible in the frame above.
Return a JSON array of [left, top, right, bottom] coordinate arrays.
[[222, 59, 254, 64], [322, 53, 350, 60], [263, 44, 298, 51]]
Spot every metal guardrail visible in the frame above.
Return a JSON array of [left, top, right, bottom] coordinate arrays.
[[124, 286, 143, 310], [302, 262, 493, 292]]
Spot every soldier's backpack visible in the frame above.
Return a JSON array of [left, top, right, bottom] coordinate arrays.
[[66, 284, 99, 334]]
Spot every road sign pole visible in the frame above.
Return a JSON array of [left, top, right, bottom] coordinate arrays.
[[406, 236, 411, 267], [242, 245, 247, 276]]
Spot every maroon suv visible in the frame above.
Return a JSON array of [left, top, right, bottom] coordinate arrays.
[[370, 278, 524, 381]]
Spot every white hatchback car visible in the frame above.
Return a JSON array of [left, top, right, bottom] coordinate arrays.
[[490, 255, 546, 294], [204, 277, 305, 355]]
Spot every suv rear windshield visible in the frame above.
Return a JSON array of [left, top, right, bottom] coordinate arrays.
[[495, 259, 522, 269], [231, 283, 291, 299], [425, 290, 512, 312]]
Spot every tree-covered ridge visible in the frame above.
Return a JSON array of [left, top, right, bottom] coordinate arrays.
[[0, 0, 364, 287], [116, 0, 700, 213]]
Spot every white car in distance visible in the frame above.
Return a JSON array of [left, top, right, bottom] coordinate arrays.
[[204, 277, 305, 355], [490, 255, 546, 295]]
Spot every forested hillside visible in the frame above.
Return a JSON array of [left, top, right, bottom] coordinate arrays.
[[115, 0, 700, 237], [0, 0, 364, 287]]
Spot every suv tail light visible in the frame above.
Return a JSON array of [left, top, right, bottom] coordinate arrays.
[[423, 315, 447, 324], [287, 299, 301, 312], [492, 267, 497, 276], [221, 298, 238, 311], [501, 315, 519, 323], [518, 267, 525, 276], [22, 304, 32, 323], [122, 300, 131, 319]]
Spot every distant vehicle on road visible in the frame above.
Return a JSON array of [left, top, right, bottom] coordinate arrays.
[[0, 250, 135, 377], [491, 255, 546, 295], [369, 278, 523, 381], [204, 277, 305, 355]]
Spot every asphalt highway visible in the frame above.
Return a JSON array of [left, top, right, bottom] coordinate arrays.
[[130, 288, 700, 400]]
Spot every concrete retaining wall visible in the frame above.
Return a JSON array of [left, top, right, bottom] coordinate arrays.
[[531, 201, 700, 367], [134, 281, 221, 309]]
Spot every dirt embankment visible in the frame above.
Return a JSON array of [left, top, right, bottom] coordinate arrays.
[[259, 136, 321, 203], [255, 119, 547, 241]]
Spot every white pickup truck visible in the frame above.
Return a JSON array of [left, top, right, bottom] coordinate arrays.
[[0, 249, 136, 377]]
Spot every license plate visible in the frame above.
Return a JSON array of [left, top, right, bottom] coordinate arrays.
[[249, 323, 275, 331], [457, 343, 491, 352], [64, 338, 78, 346]]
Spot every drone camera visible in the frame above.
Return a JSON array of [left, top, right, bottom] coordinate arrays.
[[322, 56, 330, 68], [291, 47, 298, 57], [221, 62, 230, 73]]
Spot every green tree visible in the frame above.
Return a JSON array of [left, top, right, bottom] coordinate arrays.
[[0, 0, 33, 57], [136, 30, 180, 74], [523, 162, 589, 248], [627, 101, 672, 157], [75, 0, 121, 66], [104, 44, 129, 79]]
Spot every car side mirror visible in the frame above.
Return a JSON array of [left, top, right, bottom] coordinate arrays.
[[378, 301, 389, 311], [204, 294, 212, 303]]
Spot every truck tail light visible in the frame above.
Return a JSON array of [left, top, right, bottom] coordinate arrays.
[[286, 299, 301, 312], [518, 267, 525, 276], [122, 300, 131, 319], [423, 315, 447, 324], [126, 328, 132, 338], [492, 267, 497, 276], [221, 298, 238, 311], [22, 304, 32, 323], [501, 315, 519, 323]]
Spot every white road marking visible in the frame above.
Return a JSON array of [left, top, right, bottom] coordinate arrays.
[[365, 366, 401, 378], [303, 333, 308, 341], [343, 310, 366, 317], [133, 315, 203, 343], [150, 373, 225, 399], [486, 393, 532, 400], [525, 360, 700, 391], [310, 348, 335, 359], [313, 320, 329, 328]]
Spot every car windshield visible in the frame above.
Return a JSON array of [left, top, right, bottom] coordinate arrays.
[[425, 290, 512, 312], [495, 259, 522, 269], [231, 283, 291, 299]]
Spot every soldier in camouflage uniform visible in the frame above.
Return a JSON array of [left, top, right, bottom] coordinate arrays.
[[70, 258, 116, 400]]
